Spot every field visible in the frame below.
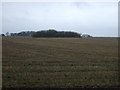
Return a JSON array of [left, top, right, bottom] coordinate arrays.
[[2, 37, 119, 88]]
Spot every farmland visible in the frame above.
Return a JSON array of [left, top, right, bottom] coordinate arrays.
[[2, 37, 119, 88]]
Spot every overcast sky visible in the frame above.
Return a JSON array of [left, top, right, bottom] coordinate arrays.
[[2, 2, 118, 37]]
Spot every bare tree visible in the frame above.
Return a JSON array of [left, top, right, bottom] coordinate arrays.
[[6, 32, 9, 36]]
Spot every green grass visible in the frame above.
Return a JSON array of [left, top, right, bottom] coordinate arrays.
[[2, 37, 119, 88]]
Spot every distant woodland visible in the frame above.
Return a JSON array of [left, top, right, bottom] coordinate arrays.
[[1, 29, 92, 37], [32, 30, 81, 38]]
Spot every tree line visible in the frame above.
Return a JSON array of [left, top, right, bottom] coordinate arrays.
[[1, 29, 82, 38], [32, 30, 81, 38], [1, 29, 92, 37]]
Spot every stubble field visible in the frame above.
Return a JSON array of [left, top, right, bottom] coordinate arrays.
[[2, 37, 119, 88]]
